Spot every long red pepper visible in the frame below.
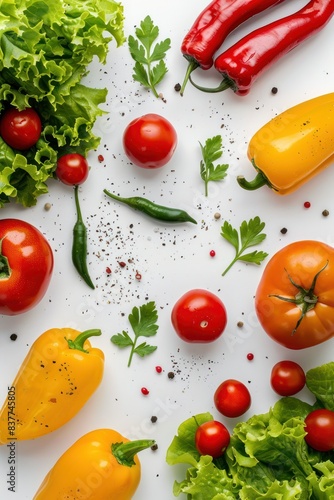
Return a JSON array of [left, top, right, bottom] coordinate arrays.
[[190, 0, 334, 96], [180, 0, 286, 95]]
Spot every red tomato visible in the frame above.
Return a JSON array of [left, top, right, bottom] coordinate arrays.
[[171, 289, 227, 343], [214, 379, 251, 418], [56, 153, 89, 186], [123, 113, 177, 168], [270, 360, 306, 396], [255, 240, 334, 349], [0, 108, 42, 150], [304, 409, 334, 452], [0, 219, 54, 315], [195, 420, 230, 458]]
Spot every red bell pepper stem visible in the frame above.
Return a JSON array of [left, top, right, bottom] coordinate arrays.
[[180, 0, 287, 95], [190, 0, 334, 96]]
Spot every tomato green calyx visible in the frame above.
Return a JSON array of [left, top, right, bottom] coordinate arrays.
[[269, 262, 328, 334], [0, 239, 11, 279]]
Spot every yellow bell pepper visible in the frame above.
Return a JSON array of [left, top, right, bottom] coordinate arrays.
[[33, 428, 155, 500], [237, 93, 334, 195], [0, 328, 104, 444]]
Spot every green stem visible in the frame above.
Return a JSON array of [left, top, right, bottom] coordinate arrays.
[[180, 60, 199, 96], [147, 56, 159, 98], [189, 74, 232, 93], [237, 172, 270, 191], [66, 329, 102, 353], [74, 185, 83, 223], [112, 439, 156, 467], [127, 339, 137, 367], [222, 256, 238, 276]]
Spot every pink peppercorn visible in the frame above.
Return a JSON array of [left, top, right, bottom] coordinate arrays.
[[141, 387, 149, 395], [304, 201, 311, 208]]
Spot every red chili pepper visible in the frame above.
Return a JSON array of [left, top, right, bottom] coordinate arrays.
[[180, 0, 286, 95], [190, 0, 334, 96]]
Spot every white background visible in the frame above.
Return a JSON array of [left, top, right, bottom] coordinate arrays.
[[1, 0, 334, 498]]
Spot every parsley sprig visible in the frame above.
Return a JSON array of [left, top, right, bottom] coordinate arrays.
[[221, 216, 268, 276], [199, 135, 229, 196], [128, 16, 171, 99], [111, 301, 158, 367]]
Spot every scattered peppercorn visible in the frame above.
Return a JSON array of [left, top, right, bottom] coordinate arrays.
[[247, 353, 254, 361], [271, 86, 278, 94], [155, 365, 163, 373], [98, 154, 104, 162], [141, 387, 149, 395], [304, 201, 311, 208], [322, 209, 329, 217], [168, 371, 175, 379], [151, 443, 158, 451], [174, 83, 181, 92], [118, 261, 126, 268], [10, 333, 17, 341], [237, 321, 244, 328], [214, 212, 221, 220], [209, 250, 216, 257], [135, 271, 142, 280], [44, 202, 52, 211], [106, 267, 112, 274], [150, 415, 158, 423], [280, 227, 288, 234]]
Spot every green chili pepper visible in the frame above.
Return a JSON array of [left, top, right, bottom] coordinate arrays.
[[72, 185, 95, 289], [103, 189, 197, 224]]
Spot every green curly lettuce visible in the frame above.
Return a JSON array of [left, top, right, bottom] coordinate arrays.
[[0, 0, 125, 207], [167, 362, 334, 499]]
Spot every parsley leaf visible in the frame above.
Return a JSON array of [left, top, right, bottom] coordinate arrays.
[[221, 216, 268, 275], [199, 135, 229, 196], [111, 301, 159, 366], [128, 16, 171, 99]]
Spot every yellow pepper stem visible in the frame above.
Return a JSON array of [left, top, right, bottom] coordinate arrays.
[[237, 171, 272, 191], [112, 439, 156, 467], [66, 329, 102, 353]]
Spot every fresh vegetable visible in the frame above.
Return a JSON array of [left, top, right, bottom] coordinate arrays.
[[128, 16, 171, 99], [56, 153, 89, 186], [171, 289, 227, 343], [271, 360, 306, 397], [123, 113, 177, 168], [195, 419, 230, 458], [0, 328, 104, 444], [0, 218, 53, 315], [72, 185, 95, 289], [111, 301, 159, 367], [33, 428, 154, 499], [214, 379, 251, 418], [0, 107, 42, 150], [166, 361, 334, 499], [180, 0, 285, 95], [304, 409, 334, 452], [199, 135, 229, 196], [104, 189, 197, 224], [238, 93, 334, 194], [0, 0, 124, 207], [190, 0, 334, 96], [255, 240, 334, 349], [221, 216, 268, 276]]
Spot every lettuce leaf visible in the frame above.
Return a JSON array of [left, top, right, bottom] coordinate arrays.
[[0, 0, 125, 207], [166, 362, 334, 499]]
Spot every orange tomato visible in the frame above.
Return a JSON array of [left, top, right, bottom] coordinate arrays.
[[255, 240, 334, 349]]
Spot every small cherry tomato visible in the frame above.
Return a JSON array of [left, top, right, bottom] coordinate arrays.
[[123, 113, 177, 169], [56, 153, 89, 186], [270, 360, 306, 396], [171, 289, 227, 343], [0, 107, 42, 150], [214, 379, 251, 418], [0, 219, 54, 315], [195, 420, 230, 458], [304, 409, 334, 452]]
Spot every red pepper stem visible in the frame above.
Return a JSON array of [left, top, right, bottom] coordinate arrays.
[[112, 439, 156, 467], [66, 329, 102, 352], [237, 172, 271, 191], [180, 60, 199, 96], [189, 74, 232, 93]]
